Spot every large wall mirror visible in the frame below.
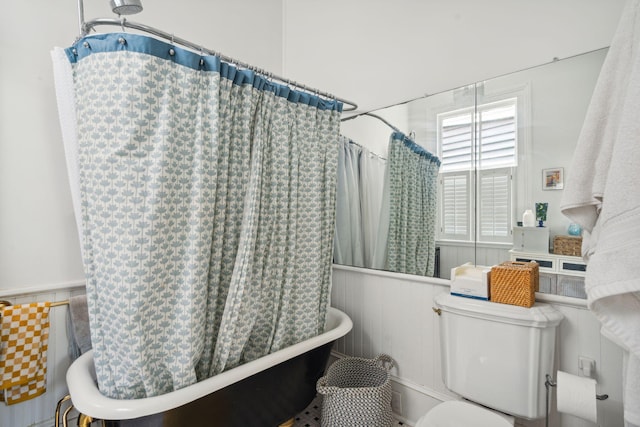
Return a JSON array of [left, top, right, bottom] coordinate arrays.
[[336, 47, 607, 281]]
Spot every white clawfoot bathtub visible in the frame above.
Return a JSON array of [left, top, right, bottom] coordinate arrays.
[[66, 307, 352, 426]]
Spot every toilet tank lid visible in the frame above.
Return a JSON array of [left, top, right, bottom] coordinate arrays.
[[434, 293, 563, 328]]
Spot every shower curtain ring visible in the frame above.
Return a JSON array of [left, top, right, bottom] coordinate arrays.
[[120, 17, 127, 32]]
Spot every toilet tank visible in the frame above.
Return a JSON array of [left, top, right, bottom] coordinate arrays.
[[434, 293, 563, 420]]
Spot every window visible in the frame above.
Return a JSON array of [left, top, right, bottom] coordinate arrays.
[[437, 98, 517, 243], [478, 169, 512, 242], [441, 171, 470, 240]]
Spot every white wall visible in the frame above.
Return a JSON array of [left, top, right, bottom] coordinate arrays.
[[283, 0, 625, 114], [481, 48, 608, 239], [0, 0, 283, 291]]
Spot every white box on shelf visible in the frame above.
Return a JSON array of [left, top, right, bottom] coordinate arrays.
[[450, 263, 491, 300], [513, 226, 550, 253]]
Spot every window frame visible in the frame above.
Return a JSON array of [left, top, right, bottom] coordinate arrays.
[[435, 86, 529, 245]]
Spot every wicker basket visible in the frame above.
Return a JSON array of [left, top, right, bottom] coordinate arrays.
[[553, 235, 583, 256], [317, 354, 395, 427], [490, 261, 539, 308]]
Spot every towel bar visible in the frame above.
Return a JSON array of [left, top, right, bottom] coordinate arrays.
[[0, 299, 68, 310]]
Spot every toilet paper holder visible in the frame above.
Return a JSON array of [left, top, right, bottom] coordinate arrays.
[[545, 374, 608, 400], [544, 374, 607, 427]]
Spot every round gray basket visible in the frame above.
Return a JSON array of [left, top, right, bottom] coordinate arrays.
[[316, 354, 395, 427]]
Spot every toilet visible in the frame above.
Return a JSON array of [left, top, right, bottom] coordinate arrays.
[[416, 293, 564, 426]]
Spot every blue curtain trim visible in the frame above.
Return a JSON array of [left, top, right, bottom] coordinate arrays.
[[65, 33, 343, 112], [391, 131, 441, 166]]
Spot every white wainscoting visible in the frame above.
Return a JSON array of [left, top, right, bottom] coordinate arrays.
[[0, 282, 85, 427], [331, 265, 624, 427]]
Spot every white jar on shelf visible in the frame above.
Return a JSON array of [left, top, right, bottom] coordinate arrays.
[[522, 209, 535, 227]]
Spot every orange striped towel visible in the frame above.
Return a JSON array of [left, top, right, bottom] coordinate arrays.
[[0, 302, 51, 405]]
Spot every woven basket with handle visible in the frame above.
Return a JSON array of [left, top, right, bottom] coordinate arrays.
[[317, 354, 395, 427]]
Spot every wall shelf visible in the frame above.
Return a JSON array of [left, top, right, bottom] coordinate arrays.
[[509, 250, 587, 299], [509, 250, 586, 277]]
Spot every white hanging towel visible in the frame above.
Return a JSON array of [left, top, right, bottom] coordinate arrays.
[[560, 1, 640, 425]]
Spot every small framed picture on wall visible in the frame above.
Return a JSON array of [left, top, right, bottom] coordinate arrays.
[[542, 167, 564, 190]]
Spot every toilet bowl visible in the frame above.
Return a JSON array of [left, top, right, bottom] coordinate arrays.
[[415, 401, 514, 427]]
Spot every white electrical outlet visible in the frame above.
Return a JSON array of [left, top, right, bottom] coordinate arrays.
[[391, 391, 402, 415]]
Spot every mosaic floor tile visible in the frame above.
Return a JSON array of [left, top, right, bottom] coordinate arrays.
[[293, 395, 407, 426]]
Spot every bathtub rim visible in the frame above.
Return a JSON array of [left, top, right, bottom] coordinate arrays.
[[66, 306, 353, 420]]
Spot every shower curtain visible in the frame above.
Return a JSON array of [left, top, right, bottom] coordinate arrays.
[[333, 137, 388, 269], [361, 147, 390, 269], [53, 33, 341, 399], [334, 137, 364, 267], [386, 132, 440, 276]]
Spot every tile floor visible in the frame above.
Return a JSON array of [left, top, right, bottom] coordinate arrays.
[[293, 395, 407, 427]]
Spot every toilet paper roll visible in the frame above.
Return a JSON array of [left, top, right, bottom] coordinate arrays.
[[556, 370, 598, 423]]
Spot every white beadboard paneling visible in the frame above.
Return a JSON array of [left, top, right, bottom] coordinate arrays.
[[415, 284, 433, 387], [436, 243, 509, 280], [556, 304, 581, 375], [599, 332, 625, 427], [477, 245, 511, 267], [438, 244, 474, 279], [389, 278, 421, 380], [553, 301, 614, 427], [361, 274, 383, 358], [332, 264, 623, 427], [379, 277, 403, 361], [330, 271, 346, 354], [343, 271, 360, 355], [431, 286, 451, 397]]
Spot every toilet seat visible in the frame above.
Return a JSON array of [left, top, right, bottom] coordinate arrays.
[[416, 401, 514, 427]]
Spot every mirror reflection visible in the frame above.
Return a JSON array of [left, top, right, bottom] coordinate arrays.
[[336, 47, 608, 280]]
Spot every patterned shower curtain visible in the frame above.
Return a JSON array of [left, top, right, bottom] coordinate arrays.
[[386, 132, 440, 276], [57, 33, 341, 399]]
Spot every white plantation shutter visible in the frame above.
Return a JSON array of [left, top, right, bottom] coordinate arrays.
[[440, 172, 470, 240], [479, 168, 512, 242], [438, 98, 517, 243], [440, 113, 473, 172], [478, 103, 517, 169]]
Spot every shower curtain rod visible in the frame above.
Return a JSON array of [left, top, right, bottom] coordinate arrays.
[[75, 4, 357, 111], [342, 112, 421, 146], [341, 112, 403, 133]]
